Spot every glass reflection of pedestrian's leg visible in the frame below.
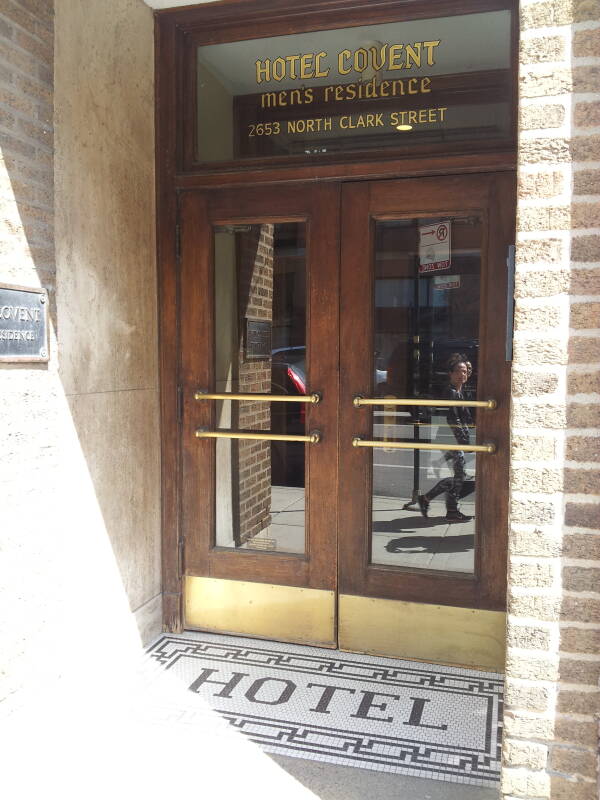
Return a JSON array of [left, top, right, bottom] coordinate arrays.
[[417, 453, 472, 523], [444, 452, 472, 523]]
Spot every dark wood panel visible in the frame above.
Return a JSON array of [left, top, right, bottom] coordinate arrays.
[[158, 0, 517, 39], [174, 151, 517, 191], [163, 591, 183, 634], [305, 183, 340, 591], [368, 172, 491, 209], [206, 551, 309, 585], [363, 568, 478, 608], [476, 171, 515, 608], [180, 192, 214, 577], [338, 182, 372, 596]]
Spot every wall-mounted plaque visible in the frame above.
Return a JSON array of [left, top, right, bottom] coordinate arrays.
[[245, 319, 271, 360], [0, 283, 49, 363]]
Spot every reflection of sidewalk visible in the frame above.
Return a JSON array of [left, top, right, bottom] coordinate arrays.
[[242, 489, 475, 573], [243, 486, 305, 554], [372, 495, 475, 573]]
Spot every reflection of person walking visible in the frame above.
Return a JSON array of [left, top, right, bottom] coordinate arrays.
[[418, 357, 473, 523]]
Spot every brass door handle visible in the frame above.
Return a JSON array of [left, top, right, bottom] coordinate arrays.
[[196, 428, 321, 444], [352, 437, 496, 454], [353, 395, 496, 409], [195, 391, 322, 404]]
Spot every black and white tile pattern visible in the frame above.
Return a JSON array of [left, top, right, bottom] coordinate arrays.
[[147, 632, 503, 787]]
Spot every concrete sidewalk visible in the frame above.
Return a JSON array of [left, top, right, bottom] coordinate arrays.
[[271, 753, 499, 800]]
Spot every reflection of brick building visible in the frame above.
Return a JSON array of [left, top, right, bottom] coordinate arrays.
[[237, 224, 274, 542]]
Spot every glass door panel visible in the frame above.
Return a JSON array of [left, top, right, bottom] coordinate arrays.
[[370, 215, 483, 574]]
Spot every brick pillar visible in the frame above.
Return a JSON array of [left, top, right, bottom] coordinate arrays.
[[237, 224, 274, 542], [502, 2, 600, 799]]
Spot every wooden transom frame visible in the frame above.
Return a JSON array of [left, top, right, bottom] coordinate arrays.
[[155, 0, 519, 177]]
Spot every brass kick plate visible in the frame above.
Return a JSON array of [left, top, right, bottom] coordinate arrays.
[[185, 576, 336, 647], [339, 594, 506, 671]]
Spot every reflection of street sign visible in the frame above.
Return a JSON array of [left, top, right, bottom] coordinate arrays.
[[419, 220, 451, 273], [433, 274, 460, 290]]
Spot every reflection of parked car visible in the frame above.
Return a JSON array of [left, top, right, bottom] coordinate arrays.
[[273, 346, 387, 395], [272, 346, 306, 395], [270, 346, 390, 485], [271, 347, 306, 488]]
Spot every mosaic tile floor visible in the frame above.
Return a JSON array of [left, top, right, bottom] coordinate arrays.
[[147, 631, 503, 788]]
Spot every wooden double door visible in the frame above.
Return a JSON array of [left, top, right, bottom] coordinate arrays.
[[179, 172, 513, 670]]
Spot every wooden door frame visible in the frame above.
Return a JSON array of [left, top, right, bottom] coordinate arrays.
[[156, 0, 519, 632], [179, 184, 340, 590], [338, 173, 515, 613]]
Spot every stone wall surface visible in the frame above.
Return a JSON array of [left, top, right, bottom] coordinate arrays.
[[0, 0, 160, 709], [503, 1, 600, 798], [54, 0, 160, 619]]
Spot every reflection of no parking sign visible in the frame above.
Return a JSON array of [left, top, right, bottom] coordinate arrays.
[[419, 220, 452, 274]]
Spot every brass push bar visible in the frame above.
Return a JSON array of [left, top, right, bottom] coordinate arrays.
[[353, 395, 496, 409], [351, 437, 496, 454], [195, 391, 321, 404], [196, 428, 321, 444]]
